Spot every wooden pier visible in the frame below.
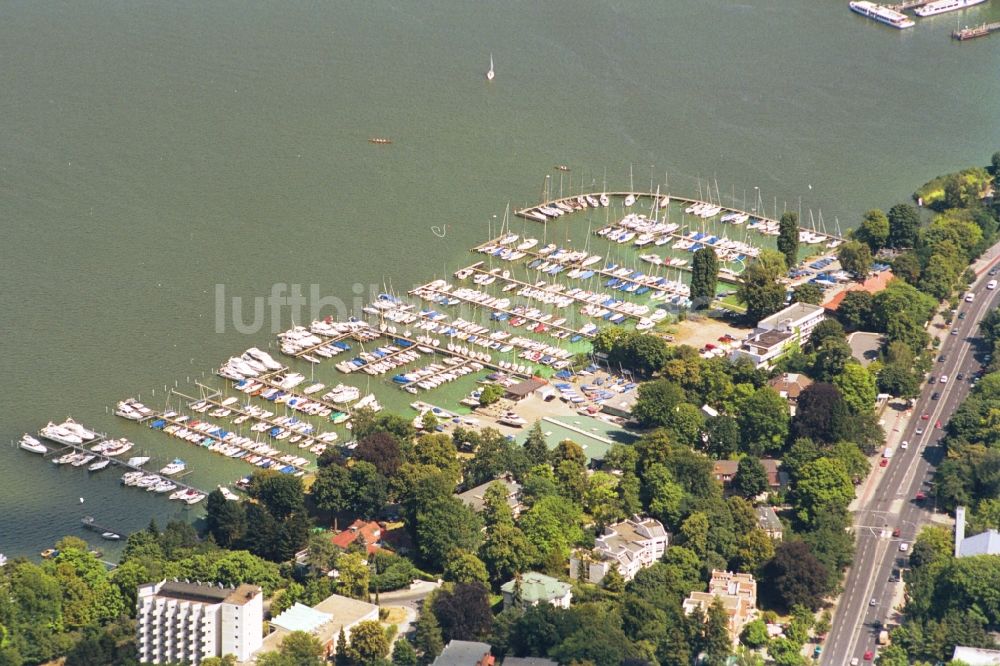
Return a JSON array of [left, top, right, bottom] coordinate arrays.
[[953, 22, 1000, 40]]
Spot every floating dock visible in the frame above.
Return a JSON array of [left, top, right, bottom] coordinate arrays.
[[953, 22, 1000, 40]]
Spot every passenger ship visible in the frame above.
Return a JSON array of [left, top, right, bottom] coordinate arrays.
[[849, 1, 916, 28], [915, 0, 986, 17]]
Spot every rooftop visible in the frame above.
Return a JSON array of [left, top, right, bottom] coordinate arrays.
[[505, 377, 548, 398], [433, 640, 494, 666], [747, 329, 795, 350], [768, 373, 813, 399], [952, 646, 1000, 665], [757, 302, 824, 330], [330, 519, 384, 554], [959, 529, 1000, 557], [456, 476, 521, 513], [270, 603, 332, 634], [755, 505, 782, 532], [151, 580, 261, 606], [824, 270, 894, 311], [499, 572, 571, 602]]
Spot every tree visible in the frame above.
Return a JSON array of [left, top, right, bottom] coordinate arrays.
[[249, 472, 305, 520], [257, 631, 325, 666], [837, 290, 874, 330], [805, 318, 846, 353], [888, 203, 921, 249], [793, 457, 854, 527], [777, 212, 800, 270], [854, 209, 890, 252], [392, 638, 419, 666], [523, 421, 549, 466], [733, 457, 768, 499], [349, 461, 389, 520], [346, 620, 390, 665], [414, 598, 444, 662], [443, 550, 489, 585], [793, 382, 850, 444], [838, 240, 873, 279], [736, 528, 775, 575], [833, 363, 876, 414], [703, 597, 733, 666], [738, 387, 790, 456], [704, 415, 740, 458], [415, 498, 483, 570], [479, 383, 505, 406], [740, 618, 770, 649], [812, 338, 854, 382], [891, 251, 922, 285], [632, 379, 687, 429], [311, 463, 353, 515], [791, 282, 823, 305], [336, 552, 371, 599], [356, 431, 403, 478], [878, 362, 921, 399], [738, 250, 787, 323], [763, 541, 830, 611], [205, 490, 247, 548], [433, 582, 493, 641], [691, 247, 720, 308]]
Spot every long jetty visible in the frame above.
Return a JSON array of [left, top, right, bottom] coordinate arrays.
[[37, 429, 205, 496], [515, 191, 849, 243], [953, 22, 1000, 40]]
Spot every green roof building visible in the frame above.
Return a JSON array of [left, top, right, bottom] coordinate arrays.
[[500, 572, 572, 610]]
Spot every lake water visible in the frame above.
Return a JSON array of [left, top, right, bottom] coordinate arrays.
[[2, 0, 999, 559]]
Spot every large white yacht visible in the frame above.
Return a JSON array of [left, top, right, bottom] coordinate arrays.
[[915, 0, 986, 16], [19, 434, 46, 454], [849, 1, 916, 28]]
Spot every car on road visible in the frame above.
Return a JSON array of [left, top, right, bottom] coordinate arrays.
[[921, 413, 930, 420], [958, 373, 965, 381], [951, 328, 959, 335], [990, 268, 998, 277], [916, 426, 925, 435], [864, 650, 874, 661], [870, 597, 877, 606], [915, 491, 927, 501], [936, 419, 942, 429], [928, 376, 937, 384], [879, 457, 888, 467], [932, 392, 941, 400], [892, 527, 901, 537], [989, 280, 997, 290], [966, 293, 975, 302], [900, 542, 909, 552], [940, 375, 949, 384], [959, 311, 967, 320], [939, 354, 948, 362], [901, 440, 908, 449]]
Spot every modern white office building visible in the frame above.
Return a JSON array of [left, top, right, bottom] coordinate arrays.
[[136, 580, 263, 665]]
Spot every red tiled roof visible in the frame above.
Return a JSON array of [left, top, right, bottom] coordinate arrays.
[[330, 519, 383, 554], [824, 271, 894, 311]]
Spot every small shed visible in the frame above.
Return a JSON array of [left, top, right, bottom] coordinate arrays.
[[505, 377, 548, 401]]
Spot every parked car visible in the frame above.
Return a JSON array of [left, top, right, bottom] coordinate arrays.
[[932, 392, 941, 400], [900, 542, 909, 552]]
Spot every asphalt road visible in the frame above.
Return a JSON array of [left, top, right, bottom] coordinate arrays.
[[821, 248, 1000, 666]]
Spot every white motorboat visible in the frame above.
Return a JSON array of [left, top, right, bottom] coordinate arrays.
[[126, 456, 150, 468], [40, 422, 83, 445], [158, 459, 187, 476], [218, 486, 240, 501], [60, 418, 97, 441], [101, 532, 121, 540], [88, 459, 111, 472], [486, 53, 495, 81], [19, 434, 46, 454]]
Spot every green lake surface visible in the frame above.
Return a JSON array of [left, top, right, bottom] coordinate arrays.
[[2, 0, 999, 559]]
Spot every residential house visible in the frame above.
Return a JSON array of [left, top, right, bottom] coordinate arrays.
[[712, 459, 785, 495], [504, 377, 547, 402], [955, 506, 1000, 558], [260, 593, 379, 659], [768, 373, 814, 414], [682, 570, 758, 644], [730, 302, 826, 368], [569, 515, 668, 584], [136, 580, 263, 665], [755, 505, 783, 541], [330, 519, 385, 555], [456, 475, 524, 517], [500, 572, 572, 610], [433, 640, 494, 666]]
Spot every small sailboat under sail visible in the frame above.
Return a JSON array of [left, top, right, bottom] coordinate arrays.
[[486, 53, 495, 81]]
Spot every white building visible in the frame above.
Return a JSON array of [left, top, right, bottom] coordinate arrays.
[[569, 515, 668, 584], [137, 580, 263, 665], [500, 572, 573, 610], [730, 302, 826, 368], [682, 570, 758, 645], [955, 506, 1000, 558]]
